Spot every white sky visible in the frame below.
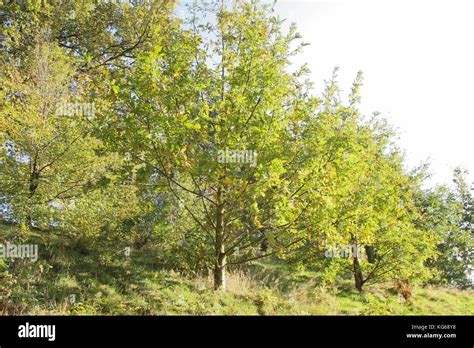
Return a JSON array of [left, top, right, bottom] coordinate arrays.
[[274, 0, 474, 187]]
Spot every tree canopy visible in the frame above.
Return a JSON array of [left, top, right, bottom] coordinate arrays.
[[1, 0, 471, 296]]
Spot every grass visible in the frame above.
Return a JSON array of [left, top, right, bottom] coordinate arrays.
[[1, 222, 473, 315]]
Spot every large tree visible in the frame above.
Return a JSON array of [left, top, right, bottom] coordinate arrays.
[[101, 0, 322, 289]]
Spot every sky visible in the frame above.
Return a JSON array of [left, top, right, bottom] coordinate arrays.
[[274, 0, 474, 187]]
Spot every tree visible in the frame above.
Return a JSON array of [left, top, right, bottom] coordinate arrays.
[[1, 35, 103, 225], [1, 0, 174, 74], [417, 169, 473, 287], [0, 1, 161, 237], [283, 70, 437, 292], [101, 0, 322, 290]]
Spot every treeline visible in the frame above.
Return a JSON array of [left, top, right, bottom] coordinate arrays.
[[0, 0, 472, 293]]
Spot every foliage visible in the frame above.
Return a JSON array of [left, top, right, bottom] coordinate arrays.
[[416, 169, 473, 287], [0, 0, 471, 312]]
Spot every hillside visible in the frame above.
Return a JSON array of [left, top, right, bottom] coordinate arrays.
[[1, 223, 472, 316]]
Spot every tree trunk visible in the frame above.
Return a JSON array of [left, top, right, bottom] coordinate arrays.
[[27, 170, 39, 226], [213, 190, 226, 290], [213, 252, 226, 290], [353, 255, 364, 292]]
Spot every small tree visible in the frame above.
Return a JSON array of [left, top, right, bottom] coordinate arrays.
[[284, 71, 437, 292], [1, 36, 109, 227], [417, 170, 473, 288]]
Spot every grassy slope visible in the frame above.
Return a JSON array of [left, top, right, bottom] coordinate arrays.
[[1, 223, 473, 315]]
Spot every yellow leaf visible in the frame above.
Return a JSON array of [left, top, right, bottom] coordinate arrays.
[[223, 177, 233, 186]]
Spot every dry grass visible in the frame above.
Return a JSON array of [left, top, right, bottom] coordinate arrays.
[[226, 270, 258, 296]]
